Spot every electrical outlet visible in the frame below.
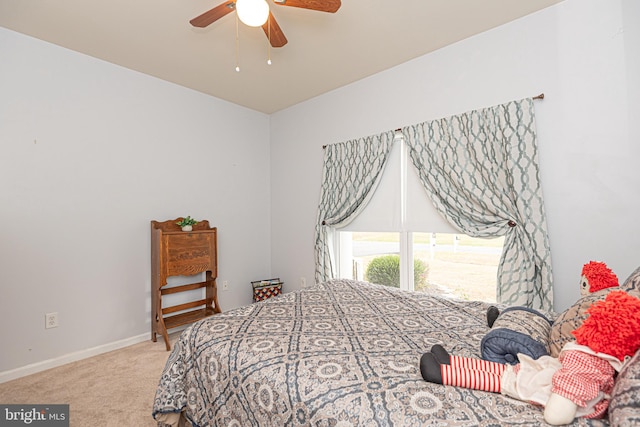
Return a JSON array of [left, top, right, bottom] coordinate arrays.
[[45, 312, 59, 329], [222, 280, 229, 291], [300, 277, 306, 288]]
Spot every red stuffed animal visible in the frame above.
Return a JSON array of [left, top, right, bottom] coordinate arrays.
[[421, 290, 640, 425]]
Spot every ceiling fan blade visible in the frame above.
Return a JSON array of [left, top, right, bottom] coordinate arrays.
[[262, 12, 288, 47], [272, 0, 341, 13], [190, 1, 235, 28]]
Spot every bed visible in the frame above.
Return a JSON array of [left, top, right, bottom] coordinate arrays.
[[153, 276, 640, 426]]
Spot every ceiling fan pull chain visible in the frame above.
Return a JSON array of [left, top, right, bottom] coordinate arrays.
[[267, 15, 272, 65], [235, 11, 240, 72]]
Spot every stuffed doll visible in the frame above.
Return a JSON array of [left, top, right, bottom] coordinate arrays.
[[486, 261, 618, 327], [483, 260, 620, 365], [579, 260, 619, 296], [487, 261, 619, 328], [549, 261, 623, 357], [420, 290, 640, 425]]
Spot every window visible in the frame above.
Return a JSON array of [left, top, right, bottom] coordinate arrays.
[[335, 136, 503, 303]]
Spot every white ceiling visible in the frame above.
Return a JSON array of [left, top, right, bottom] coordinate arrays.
[[0, 0, 563, 114]]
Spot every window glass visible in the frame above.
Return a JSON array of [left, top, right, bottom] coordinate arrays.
[[412, 232, 502, 302], [338, 231, 502, 302], [338, 231, 399, 282], [335, 137, 504, 303]]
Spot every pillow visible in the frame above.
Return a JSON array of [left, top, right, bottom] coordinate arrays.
[[480, 307, 552, 364], [622, 265, 640, 293], [621, 267, 640, 302], [609, 350, 640, 426], [549, 266, 640, 358], [548, 288, 615, 357]]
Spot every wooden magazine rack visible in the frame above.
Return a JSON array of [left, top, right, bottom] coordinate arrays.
[[151, 218, 221, 350]]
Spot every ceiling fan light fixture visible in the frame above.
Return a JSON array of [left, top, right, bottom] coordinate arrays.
[[236, 0, 270, 27]]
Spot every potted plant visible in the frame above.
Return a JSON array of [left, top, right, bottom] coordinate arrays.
[[176, 216, 198, 232]]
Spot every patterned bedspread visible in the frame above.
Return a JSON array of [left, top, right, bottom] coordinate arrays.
[[153, 279, 605, 426]]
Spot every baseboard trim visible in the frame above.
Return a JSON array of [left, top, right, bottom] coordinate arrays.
[[0, 333, 149, 384]]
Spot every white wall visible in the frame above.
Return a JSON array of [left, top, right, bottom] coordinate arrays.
[[270, 0, 640, 312], [0, 27, 272, 374], [623, 0, 640, 163]]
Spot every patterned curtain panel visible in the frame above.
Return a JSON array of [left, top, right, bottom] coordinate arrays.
[[402, 98, 553, 311], [314, 131, 396, 283]]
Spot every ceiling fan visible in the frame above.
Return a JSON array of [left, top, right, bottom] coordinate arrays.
[[190, 0, 341, 48]]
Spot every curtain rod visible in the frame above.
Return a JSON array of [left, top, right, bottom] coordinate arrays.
[[392, 94, 545, 133], [323, 93, 545, 148]]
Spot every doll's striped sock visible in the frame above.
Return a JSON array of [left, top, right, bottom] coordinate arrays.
[[449, 355, 507, 375], [440, 365, 502, 393], [431, 345, 506, 375]]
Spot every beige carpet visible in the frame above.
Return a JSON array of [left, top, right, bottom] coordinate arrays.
[[0, 336, 177, 427]]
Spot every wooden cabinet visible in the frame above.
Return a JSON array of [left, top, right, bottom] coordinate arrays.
[[151, 218, 221, 350]]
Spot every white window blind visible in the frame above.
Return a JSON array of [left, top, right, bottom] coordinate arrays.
[[340, 137, 457, 233]]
